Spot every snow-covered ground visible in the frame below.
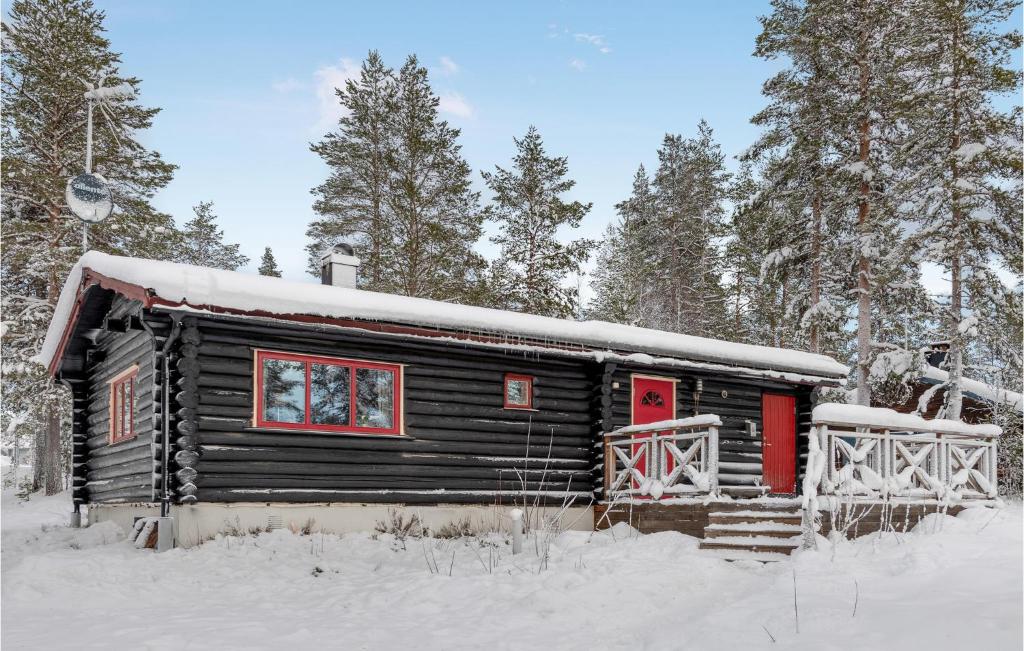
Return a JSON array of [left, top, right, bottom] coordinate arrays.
[[2, 491, 1021, 651]]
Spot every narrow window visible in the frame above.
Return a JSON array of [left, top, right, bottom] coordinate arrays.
[[255, 351, 401, 435], [109, 366, 139, 445], [504, 374, 533, 409]]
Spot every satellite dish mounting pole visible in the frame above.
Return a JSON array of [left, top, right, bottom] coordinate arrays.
[[82, 94, 94, 253]]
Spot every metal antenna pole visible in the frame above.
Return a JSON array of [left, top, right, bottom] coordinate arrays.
[[82, 96, 94, 254]]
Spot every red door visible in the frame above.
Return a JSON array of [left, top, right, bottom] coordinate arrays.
[[762, 393, 797, 493], [631, 376, 676, 490]]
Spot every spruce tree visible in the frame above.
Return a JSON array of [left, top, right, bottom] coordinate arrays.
[[588, 166, 659, 326], [483, 126, 595, 318], [900, 0, 1022, 419], [651, 122, 731, 337], [177, 202, 249, 270], [307, 51, 395, 286], [1, 0, 176, 494], [258, 247, 282, 277]]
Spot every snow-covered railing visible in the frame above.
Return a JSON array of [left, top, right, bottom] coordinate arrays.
[[602, 415, 720, 501], [806, 404, 1000, 504]]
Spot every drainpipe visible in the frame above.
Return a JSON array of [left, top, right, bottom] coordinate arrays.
[[159, 314, 184, 518], [138, 309, 183, 519], [59, 376, 82, 528]]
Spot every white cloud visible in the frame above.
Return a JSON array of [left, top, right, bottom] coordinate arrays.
[[575, 33, 611, 54], [438, 56, 459, 76], [569, 58, 587, 71], [313, 58, 360, 131], [272, 78, 305, 93], [438, 92, 474, 118]]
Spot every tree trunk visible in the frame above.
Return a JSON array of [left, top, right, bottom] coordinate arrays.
[[946, 22, 964, 421], [855, 15, 873, 408], [809, 191, 823, 354], [43, 403, 62, 496], [32, 425, 45, 492]]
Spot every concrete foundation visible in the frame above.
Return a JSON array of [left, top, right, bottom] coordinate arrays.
[[87, 502, 594, 548]]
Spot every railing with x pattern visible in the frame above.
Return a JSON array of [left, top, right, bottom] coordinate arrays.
[[805, 405, 1000, 504], [602, 415, 721, 502]]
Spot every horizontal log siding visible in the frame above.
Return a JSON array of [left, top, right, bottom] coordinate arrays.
[[186, 316, 597, 504], [81, 297, 158, 504], [604, 364, 813, 491]]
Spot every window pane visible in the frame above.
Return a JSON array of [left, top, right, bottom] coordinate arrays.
[[311, 363, 350, 425], [506, 379, 529, 406], [355, 368, 394, 429], [262, 358, 306, 423], [122, 381, 132, 437]]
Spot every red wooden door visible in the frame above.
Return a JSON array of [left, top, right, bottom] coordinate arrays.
[[631, 376, 676, 489], [762, 393, 797, 493]]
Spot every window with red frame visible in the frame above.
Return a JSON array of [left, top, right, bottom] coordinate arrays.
[[109, 366, 138, 444], [255, 351, 402, 434], [504, 374, 533, 409]]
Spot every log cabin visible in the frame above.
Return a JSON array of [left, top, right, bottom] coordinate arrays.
[[42, 249, 1001, 554]]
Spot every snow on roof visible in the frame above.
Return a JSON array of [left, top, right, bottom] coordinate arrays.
[[920, 365, 1022, 412], [41, 252, 850, 379], [812, 403, 1002, 437]]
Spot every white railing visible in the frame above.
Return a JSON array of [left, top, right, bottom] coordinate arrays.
[[806, 405, 1000, 504], [603, 415, 720, 501]]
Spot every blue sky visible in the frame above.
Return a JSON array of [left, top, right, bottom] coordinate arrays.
[[93, 0, 1019, 293]]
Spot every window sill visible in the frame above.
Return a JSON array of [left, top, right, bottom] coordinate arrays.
[[503, 407, 539, 412], [245, 426, 411, 439]]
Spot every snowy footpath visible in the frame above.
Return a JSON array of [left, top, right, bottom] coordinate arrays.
[[2, 492, 1021, 651]]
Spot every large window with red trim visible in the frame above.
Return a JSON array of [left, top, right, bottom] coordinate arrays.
[[109, 366, 138, 445], [503, 373, 534, 409], [255, 350, 402, 434]]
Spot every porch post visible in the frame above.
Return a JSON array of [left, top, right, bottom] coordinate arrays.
[[708, 425, 720, 496]]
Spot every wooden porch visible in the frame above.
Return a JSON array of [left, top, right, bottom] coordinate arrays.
[[595, 407, 1001, 559]]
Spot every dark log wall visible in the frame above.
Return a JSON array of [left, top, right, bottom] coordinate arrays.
[[601, 364, 814, 492], [177, 315, 597, 504], [78, 296, 160, 504]]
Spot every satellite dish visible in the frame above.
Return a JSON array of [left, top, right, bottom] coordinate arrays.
[[66, 173, 113, 223]]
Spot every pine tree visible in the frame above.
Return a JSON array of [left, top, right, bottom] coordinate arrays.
[[307, 51, 395, 286], [483, 126, 595, 318], [384, 55, 486, 301], [258, 247, 282, 277], [651, 122, 731, 337], [1, 0, 176, 494], [748, 0, 851, 355], [177, 202, 249, 270], [753, 0, 921, 404], [899, 0, 1022, 419], [588, 165, 659, 326]]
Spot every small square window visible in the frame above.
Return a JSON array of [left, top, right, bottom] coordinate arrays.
[[504, 374, 533, 409], [109, 366, 138, 445]]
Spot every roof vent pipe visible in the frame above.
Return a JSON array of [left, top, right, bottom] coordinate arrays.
[[320, 243, 360, 289]]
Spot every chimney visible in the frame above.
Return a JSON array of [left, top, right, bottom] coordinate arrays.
[[320, 243, 360, 289], [926, 340, 950, 369]]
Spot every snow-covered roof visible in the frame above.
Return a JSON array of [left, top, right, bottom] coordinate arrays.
[[812, 403, 1002, 437], [41, 252, 850, 380], [920, 365, 1022, 412]]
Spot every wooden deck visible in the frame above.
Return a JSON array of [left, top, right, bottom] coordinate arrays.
[[595, 500, 968, 540], [594, 500, 801, 539]]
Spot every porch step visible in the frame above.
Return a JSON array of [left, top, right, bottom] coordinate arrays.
[[707, 510, 802, 526], [705, 522, 803, 539], [699, 535, 801, 555], [719, 485, 770, 498], [700, 505, 804, 559], [700, 548, 794, 563]]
